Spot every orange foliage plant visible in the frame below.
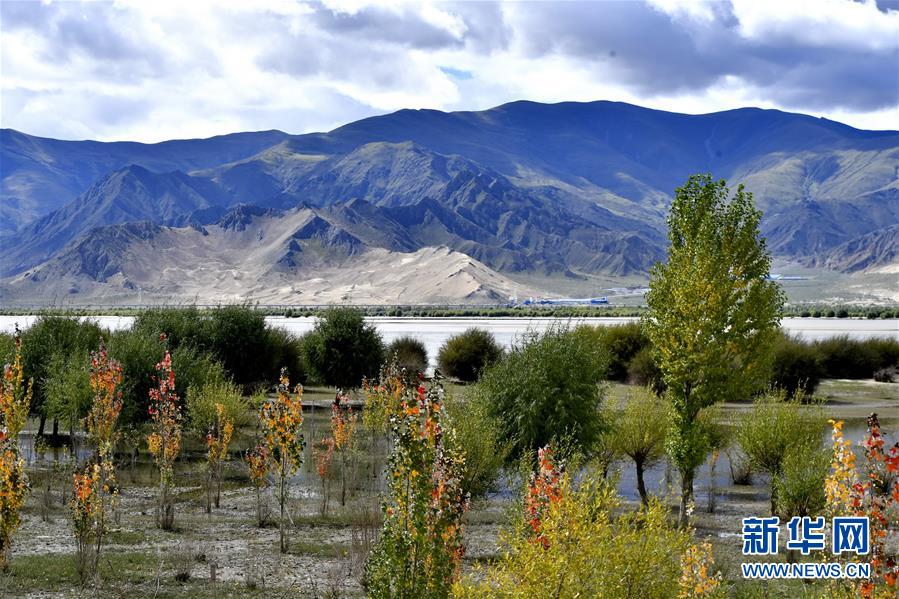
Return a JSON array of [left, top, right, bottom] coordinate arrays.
[[146, 339, 182, 530], [826, 416, 899, 597], [259, 368, 304, 553], [0, 328, 31, 570]]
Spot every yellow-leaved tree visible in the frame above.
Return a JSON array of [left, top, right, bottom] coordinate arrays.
[[644, 174, 783, 526]]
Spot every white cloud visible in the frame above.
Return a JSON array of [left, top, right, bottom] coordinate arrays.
[[731, 0, 898, 51], [0, 0, 895, 142]]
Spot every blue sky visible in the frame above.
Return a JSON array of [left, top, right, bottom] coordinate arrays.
[[1, 0, 897, 142]]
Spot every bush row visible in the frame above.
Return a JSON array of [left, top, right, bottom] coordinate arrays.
[[572, 323, 898, 396], [2, 309, 894, 430]]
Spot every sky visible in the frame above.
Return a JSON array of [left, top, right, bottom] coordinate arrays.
[[1, 0, 897, 142]]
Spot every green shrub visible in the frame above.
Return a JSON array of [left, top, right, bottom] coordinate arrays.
[[774, 442, 829, 519], [303, 307, 384, 389], [42, 350, 92, 436], [866, 337, 899, 371], [107, 329, 165, 424], [626, 345, 665, 393], [386, 336, 428, 375], [0, 333, 14, 364], [266, 327, 307, 385], [170, 346, 229, 401], [575, 322, 647, 381], [132, 307, 208, 351], [874, 367, 897, 383], [769, 333, 823, 396], [20, 316, 104, 425], [446, 390, 508, 498], [814, 336, 899, 379], [454, 473, 702, 599], [186, 378, 249, 434], [207, 305, 273, 389], [736, 390, 826, 514], [133, 305, 295, 390], [437, 328, 502, 382], [607, 387, 668, 506], [475, 326, 608, 465]]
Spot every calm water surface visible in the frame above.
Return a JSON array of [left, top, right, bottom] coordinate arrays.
[[4, 315, 895, 503]]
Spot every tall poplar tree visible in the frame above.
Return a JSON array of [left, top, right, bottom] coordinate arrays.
[[644, 174, 783, 526]]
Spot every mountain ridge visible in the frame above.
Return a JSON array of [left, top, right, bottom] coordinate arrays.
[[2, 100, 897, 305]]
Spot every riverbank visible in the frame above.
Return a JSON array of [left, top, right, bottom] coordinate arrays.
[[1, 304, 897, 319]]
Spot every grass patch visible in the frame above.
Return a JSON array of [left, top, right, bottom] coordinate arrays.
[[283, 539, 350, 558], [106, 529, 147, 545]]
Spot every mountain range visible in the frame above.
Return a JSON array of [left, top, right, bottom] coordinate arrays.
[[1, 100, 897, 305]]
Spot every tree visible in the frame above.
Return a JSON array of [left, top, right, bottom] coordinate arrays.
[[146, 341, 182, 530], [244, 444, 271, 527], [0, 329, 32, 571], [186, 379, 245, 511], [363, 378, 468, 598], [260, 368, 305, 553], [71, 341, 123, 583], [437, 328, 502, 382], [607, 387, 669, 506], [303, 308, 384, 389], [43, 350, 92, 445], [474, 326, 608, 466], [207, 305, 273, 389], [644, 174, 783, 526], [20, 316, 102, 436], [825, 416, 899, 596]]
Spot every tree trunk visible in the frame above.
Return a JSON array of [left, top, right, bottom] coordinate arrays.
[[37, 415, 46, 437], [678, 469, 694, 528], [52, 418, 59, 438], [279, 457, 288, 553], [636, 458, 648, 507], [340, 452, 347, 507], [214, 467, 222, 509], [205, 471, 212, 514], [255, 487, 263, 528]]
